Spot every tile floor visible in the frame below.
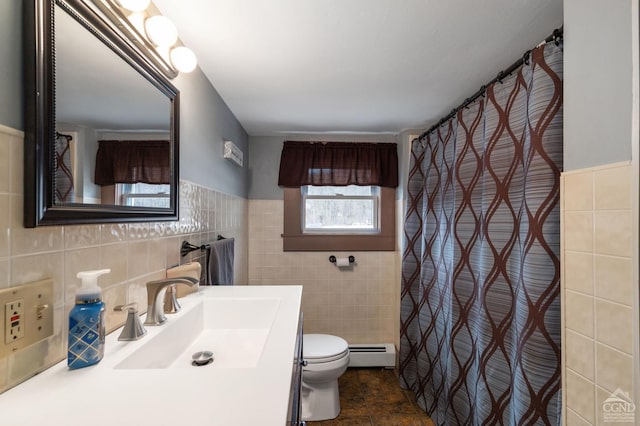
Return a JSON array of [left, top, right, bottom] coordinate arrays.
[[307, 367, 435, 426]]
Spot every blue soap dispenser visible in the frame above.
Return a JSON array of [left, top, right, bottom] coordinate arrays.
[[68, 268, 110, 369]]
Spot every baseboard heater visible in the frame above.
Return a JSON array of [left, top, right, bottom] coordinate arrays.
[[348, 343, 396, 369]]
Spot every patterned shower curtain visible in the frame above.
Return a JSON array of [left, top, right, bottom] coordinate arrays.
[[54, 133, 75, 203], [399, 41, 563, 425]]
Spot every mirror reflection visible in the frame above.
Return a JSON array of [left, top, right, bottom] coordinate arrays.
[[54, 4, 172, 207]]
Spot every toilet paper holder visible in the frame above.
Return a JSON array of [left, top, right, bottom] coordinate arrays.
[[329, 255, 355, 264]]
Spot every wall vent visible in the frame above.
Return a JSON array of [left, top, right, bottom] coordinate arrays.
[[348, 343, 395, 369], [223, 140, 243, 167]]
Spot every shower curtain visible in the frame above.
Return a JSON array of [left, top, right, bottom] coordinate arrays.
[[399, 41, 563, 425], [54, 133, 75, 203]]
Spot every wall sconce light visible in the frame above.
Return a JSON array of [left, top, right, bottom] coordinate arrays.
[[144, 15, 178, 47], [170, 46, 198, 73], [94, 0, 197, 79]]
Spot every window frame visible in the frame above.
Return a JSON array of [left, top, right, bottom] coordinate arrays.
[[283, 186, 396, 251]]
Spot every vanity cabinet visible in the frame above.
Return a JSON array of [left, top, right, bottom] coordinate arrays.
[[288, 312, 305, 425]]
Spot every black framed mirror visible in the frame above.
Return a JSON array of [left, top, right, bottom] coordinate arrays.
[[23, 0, 179, 227]]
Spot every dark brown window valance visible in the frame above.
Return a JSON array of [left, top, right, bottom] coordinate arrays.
[[94, 140, 171, 186], [277, 141, 398, 188]]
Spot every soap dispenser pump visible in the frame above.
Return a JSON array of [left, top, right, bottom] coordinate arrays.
[[68, 269, 110, 369]]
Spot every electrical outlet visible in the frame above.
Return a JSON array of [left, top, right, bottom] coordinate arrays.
[[0, 279, 54, 358], [5, 299, 25, 344]]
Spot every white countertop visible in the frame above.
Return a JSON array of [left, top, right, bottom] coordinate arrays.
[[0, 285, 302, 426]]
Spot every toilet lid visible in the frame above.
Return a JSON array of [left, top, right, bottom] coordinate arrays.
[[303, 334, 349, 361]]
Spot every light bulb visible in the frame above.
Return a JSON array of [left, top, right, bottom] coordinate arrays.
[[144, 15, 178, 47], [117, 0, 150, 12], [170, 46, 197, 73]]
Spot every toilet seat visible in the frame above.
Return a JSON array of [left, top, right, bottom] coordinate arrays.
[[304, 334, 349, 364]]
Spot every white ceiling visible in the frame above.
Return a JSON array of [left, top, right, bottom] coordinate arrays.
[[153, 0, 563, 136]]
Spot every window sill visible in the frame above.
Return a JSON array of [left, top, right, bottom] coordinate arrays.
[[282, 234, 395, 251]]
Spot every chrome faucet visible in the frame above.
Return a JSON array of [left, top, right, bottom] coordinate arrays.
[[144, 277, 199, 326]]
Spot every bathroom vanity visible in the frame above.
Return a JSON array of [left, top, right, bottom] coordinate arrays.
[[0, 286, 303, 426]]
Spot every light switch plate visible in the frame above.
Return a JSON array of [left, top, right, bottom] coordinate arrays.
[[0, 279, 54, 358]]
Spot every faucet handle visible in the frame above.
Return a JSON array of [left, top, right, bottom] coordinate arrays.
[[114, 303, 146, 341], [114, 302, 139, 313]]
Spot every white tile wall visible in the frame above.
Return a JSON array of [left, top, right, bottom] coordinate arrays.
[[0, 125, 248, 393], [561, 162, 637, 425], [248, 199, 401, 345]]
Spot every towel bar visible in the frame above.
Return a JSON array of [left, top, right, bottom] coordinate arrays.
[[180, 240, 210, 257]]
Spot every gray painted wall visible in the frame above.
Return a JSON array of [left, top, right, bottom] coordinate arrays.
[[0, 0, 22, 131], [0, 4, 249, 198], [173, 69, 249, 196], [248, 133, 400, 200], [564, 0, 634, 170], [248, 136, 285, 200]]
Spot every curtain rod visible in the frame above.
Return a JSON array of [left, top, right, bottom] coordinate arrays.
[[55, 131, 72, 140], [418, 27, 563, 141]]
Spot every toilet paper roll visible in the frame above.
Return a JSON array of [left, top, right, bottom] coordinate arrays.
[[335, 257, 351, 267], [167, 262, 201, 298]]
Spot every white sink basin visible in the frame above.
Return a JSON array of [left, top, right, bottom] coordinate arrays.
[[115, 297, 281, 370], [0, 286, 303, 426]]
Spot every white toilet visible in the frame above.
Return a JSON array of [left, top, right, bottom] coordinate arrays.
[[301, 334, 350, 421]]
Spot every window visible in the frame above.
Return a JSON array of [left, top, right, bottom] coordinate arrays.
[[279, 141, 398, 251], [302, 185, 379, 233], [283, 186, 395, 251], [117, 183, 170, 208]]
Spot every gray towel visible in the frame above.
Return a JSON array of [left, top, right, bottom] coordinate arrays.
[[209, 238, 234, 285]]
